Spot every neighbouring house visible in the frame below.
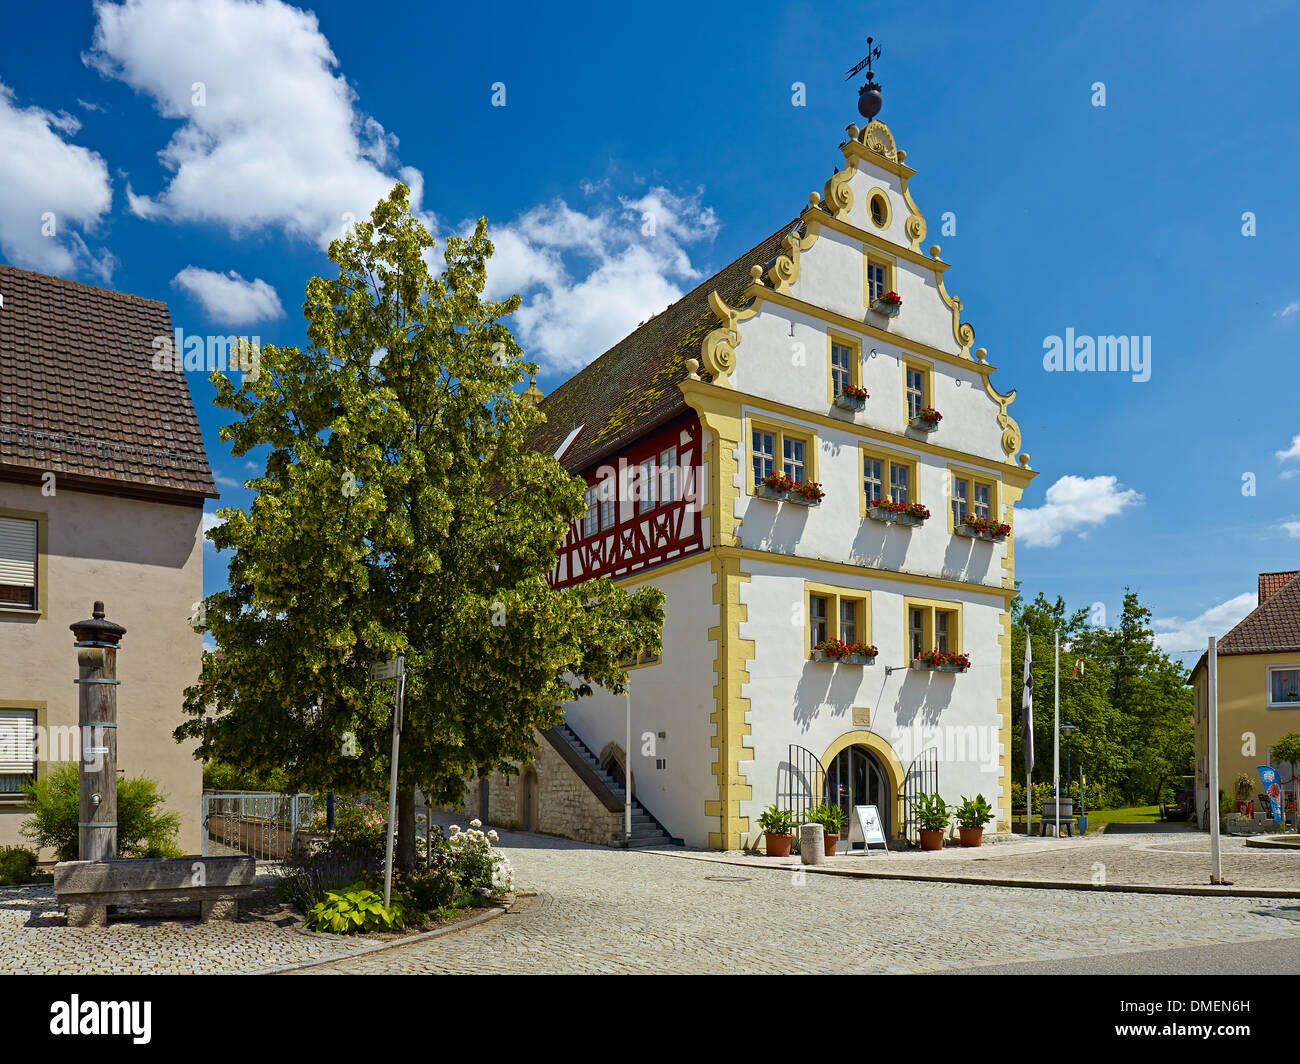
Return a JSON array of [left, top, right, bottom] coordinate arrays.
[[0, 265, 216, 854], [1189, 570, 1300, 827], [455, 103, 1037, 850]]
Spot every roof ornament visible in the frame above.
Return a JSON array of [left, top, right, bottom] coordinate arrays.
[[846, 36, 883, 121]]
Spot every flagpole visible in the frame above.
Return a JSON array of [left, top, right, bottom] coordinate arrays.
[[1054, 628, 1060, 839], [1023, 631, 1033, 837]]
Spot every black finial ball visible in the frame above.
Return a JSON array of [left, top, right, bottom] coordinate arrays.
[[857, 84, 882, 121]]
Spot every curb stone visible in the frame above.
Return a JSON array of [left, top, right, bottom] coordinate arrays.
[[251, 893, 520, 975], [639, 849, 1300, 899]]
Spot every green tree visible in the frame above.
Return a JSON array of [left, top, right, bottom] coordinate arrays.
[[177, 184, 665, 870]]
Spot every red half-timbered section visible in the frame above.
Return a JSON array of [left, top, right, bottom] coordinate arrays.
[[550, 414, 705, 588]]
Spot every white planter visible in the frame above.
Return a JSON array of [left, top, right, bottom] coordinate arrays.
[[833, 393, 867, 412], [955, 524, 1004, 542], [870, 298, 902, 318], [908, 415, 940, 432], [867, 505, 924, 527], [785, 491, 821, 507], [847, 652, 878, 666], [757, 483, 790, 502]]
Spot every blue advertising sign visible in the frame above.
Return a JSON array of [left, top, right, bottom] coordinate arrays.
[[1257, 766, 1283, 822]]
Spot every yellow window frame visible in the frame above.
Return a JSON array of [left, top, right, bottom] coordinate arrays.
[[805, 581, 872, 658], [826, 330, 863, 403], [857, 444, 921, 516], [903, 596, 963, 662], [864, 248, 898, 307], [902, 358, 932, 421], [747, 415, 819, 493], [947, 464, 1003, 534], [865, 186, 893, 230]]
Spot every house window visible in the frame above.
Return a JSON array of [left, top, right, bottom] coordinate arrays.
[[752, 430, 776, 484], [951, 476, 969, 527], [863, 457, 883, 503], [870, 194, 888, 228], [0, 517, 37, 609], [951, 473, 999, 531], [1269, 667, 1300, 706], [582, 485, 599, 537], [840, 600, 859, 645], [909, 607, 925, 660], [783, 437, 806, 483], [936, 612, 950, 654], [659, 446, 678, 504], [905, 365, 927, 420], [637, 456, 658, 514], [867, 262, 887, 303], [810, 595, 829, 650], [0, 708, 37, 797], [830, 341, 853, 398], [889, 463, 910, 504], [599, 479, 615, 529]]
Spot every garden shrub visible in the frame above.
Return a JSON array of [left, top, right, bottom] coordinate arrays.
[[21, 763, 182, 860], [278, 795, 387, 911], [0, 846, 38, 886], [303, 882, 409, 934]]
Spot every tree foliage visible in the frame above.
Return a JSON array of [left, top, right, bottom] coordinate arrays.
[[1011, 588, 1194, 806], [177, 184, 664, 865]]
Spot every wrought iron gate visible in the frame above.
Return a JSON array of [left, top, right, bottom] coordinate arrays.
[[901, 747, 938, 846], [201, 792, 313, 858], [778, 745, 827, 828]]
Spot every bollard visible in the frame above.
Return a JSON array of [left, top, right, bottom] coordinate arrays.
[[799, 823, 825, 865], [70, 602, 126, 862]]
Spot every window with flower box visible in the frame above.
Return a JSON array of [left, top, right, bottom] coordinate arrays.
[[806, 582, 872, 662], [859, 446, 923, 519], [949, 469, 1005, 537], [904, 597, 963, 665], [864, 252, 896, 307], [748, 417, 817, 495], [826, 331, 863, 404], [904, 361, 930, 422]]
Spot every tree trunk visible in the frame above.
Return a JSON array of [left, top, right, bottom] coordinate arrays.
[[396, 785, 417, 872]]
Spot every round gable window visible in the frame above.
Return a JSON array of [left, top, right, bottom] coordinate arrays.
[[869, 192, 890, 229]]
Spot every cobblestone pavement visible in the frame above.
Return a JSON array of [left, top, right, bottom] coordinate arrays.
[[0, 876, 377, 975], [286, 820, 1300, 974]]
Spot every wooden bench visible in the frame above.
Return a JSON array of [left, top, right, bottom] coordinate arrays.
[[54, 856, 256, 927]]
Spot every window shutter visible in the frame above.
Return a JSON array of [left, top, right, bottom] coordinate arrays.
[[0, 709, 37, 776], [0, 518, 37, 589]]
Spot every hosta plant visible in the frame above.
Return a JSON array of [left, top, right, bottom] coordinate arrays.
[[304, 883, 410, 934]]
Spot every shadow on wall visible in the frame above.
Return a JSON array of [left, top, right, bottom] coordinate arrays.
[[50, 495, 202, 570], [892, 671, 950, 730]]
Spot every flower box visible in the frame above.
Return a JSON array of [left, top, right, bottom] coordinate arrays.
[[847, 651, 878, 666], [909, 408, 942, 431], [813, 640, 878, 665], [870, 291, 902, 317], [913, 651, 971, 673], [757, 483, 791, 502], [758, 474, 822, 506], [956, 517, 1010, 542], [867, 500, 929, 526], [834, 392, 867, 412]]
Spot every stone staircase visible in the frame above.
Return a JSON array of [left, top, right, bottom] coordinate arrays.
[[546, 721, 682, 848]]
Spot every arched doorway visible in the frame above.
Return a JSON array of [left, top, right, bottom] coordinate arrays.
[[825, 744, 892, 844]]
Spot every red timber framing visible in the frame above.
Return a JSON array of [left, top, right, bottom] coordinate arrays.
[[550, 415, 705, 589]]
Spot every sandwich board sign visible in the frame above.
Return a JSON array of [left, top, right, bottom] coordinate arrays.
[[854, 805, 889, 856]]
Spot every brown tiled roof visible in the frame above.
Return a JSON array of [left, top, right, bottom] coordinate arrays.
[[0, 264, 216, 501], [1217, 571, 1300, 656], [529, 218, 802, 474], [1259, 570, 1299, 606]]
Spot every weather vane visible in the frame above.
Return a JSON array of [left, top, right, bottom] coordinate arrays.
[[846, 36, 883, 121]]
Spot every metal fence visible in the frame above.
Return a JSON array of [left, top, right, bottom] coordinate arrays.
[[201, 792, 314, 859]]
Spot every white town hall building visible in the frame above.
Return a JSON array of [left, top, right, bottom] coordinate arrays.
[[464, 103, 1037, 851]]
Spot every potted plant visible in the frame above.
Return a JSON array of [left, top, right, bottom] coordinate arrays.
[[939, 651, 971, 673], [812, 638, 853, 663], [757, 804, 797, 857], [805, 803, 847, 856], [787, 480, 824, 506], [834, 383, 869, 411], [1234, 773, 1254, 816], [758, 471, 794, 501], [953, 793, 994, 847], [957, 514, 1012, 541], [870, 289, 902, 317], [866, 497, 931, 526], [847, 641, 878, 665], [909, 406, 941, 431], [912, 792, 950, 850]]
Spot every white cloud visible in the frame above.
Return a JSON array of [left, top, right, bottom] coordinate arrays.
[[213, 472, 244, 489], [1277, 435, 1300, 463], [1276, 300, 1300, 320], [85, 0, 431, 248], [0, 80, 115, 280], [1282, 521, 1300, 540], [1015, 474, 1143, 548], [202, 511, 225, 534], [1153, 592, 1257, 653], [483, 185, 721, 371], [172, 266, 284, 325]]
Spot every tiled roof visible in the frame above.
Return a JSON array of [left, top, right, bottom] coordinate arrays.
[[1258, 570, 1299, 606], [1216, 571, 1300, 656], [0, 264, 216, 501], [529, 218, 802, 474]]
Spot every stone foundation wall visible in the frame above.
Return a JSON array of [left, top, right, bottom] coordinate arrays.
[[444, 729, 624, 848]]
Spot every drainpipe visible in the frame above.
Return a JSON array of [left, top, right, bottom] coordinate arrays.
[[70, 602, 126, 863]]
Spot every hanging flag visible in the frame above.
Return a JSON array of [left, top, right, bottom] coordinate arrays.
[[1072, 658, 1085, 678], [1022, 634, 1034, 776]]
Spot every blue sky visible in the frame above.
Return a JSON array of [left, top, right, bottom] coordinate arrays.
[[3, 0, 1299, 663]]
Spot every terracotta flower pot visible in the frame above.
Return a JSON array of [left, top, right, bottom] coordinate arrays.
[[958, 826, 984, 848], [919, 828, 944, 851], [823, 832, 839, 857], [764, 832, 793, 858]]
